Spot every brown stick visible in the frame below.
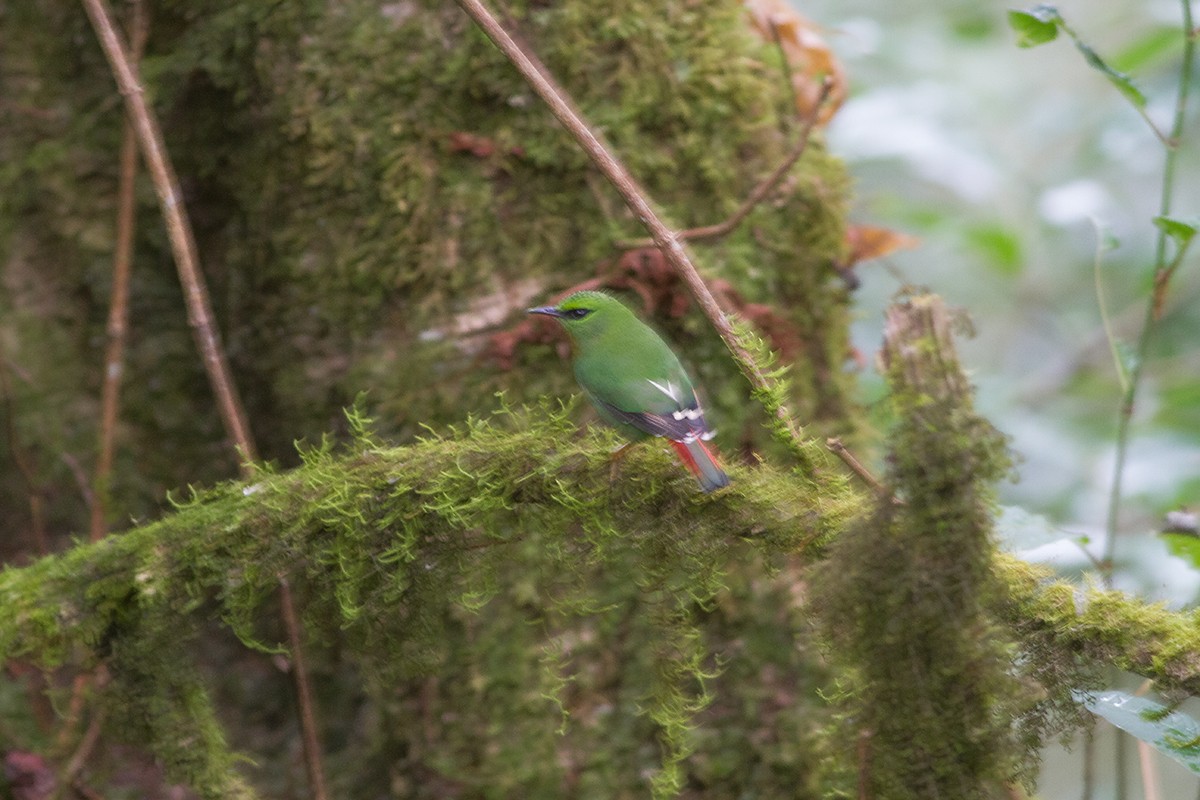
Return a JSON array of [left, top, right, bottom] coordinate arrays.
[[280, 577, 329, 800], [615, 79, 831, 251], [60, 686, 107, 790], [91, 0, 148, 543], [453, 0, 819, 470], [80, 0, 258, 466], [826, 437, 885, 497], [54, 8, 151, 787]]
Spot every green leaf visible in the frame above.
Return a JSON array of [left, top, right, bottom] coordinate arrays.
[[1008, 7, 1061, 48], [1113, 26, 1186, 73], [1154, 215, 1199, 248], [964, 224, 1024, 276], [1072, 39, 1148, 108], [1163, 532, 1200, 571], [1011, 6, 1148, 108], [1075, 690, 1200, 773]]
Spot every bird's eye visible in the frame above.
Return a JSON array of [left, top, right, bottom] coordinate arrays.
[[565, 308, 592, 320]]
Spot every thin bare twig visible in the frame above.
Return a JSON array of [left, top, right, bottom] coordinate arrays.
[[827, 437, 885, 497], [62, 4, 143, 792], [60, 700, 106, 792], [80, 0, 258, 466], [92, 0, 148, 542], [454, 0, 837, 476], [1137, 738, 1162, 800], [1081, 721, 1096, 800], [54, 673, 91, 756], [80, 5, 333, 798], [50, 666, 109, 800], [616, 79, 831, 251], [280, 577, 329, 800]]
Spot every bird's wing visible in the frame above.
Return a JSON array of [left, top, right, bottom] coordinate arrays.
[[575, 332, 715, 442], [594, 389, 715, 443]]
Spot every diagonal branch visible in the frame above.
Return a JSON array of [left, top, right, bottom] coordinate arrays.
[[453, 0, 839, 476], [80, 0, 257, 467]]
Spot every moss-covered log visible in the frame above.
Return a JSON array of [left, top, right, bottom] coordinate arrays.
[[0, 404, 857, 798], [1, 398, 1199, 796], [813, 294, 1025, 797]]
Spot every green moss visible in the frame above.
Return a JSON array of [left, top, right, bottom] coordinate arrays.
[[812, 295, 1024, 798], [0, 403, 858, 796], [1003, 556, 1200, 697], [0, 389, 1197, 795]]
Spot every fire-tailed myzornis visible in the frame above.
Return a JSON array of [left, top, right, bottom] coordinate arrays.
[[529, 291, 730, 492]]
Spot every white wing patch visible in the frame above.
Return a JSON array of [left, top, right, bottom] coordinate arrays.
[[648, 378, 704, 422], [646, 378, 680, 403]]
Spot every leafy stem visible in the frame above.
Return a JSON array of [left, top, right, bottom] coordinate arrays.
[[1101, 0, 1196, 585], [1008, 4, 1166, 142], [1010, 2, 1198, 586]]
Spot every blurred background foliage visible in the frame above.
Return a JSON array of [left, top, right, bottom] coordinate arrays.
[[813, 0, 1200, 590], [804, 0, 1200, 795]]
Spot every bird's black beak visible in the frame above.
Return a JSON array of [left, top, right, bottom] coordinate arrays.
[[527, 305, 564, 318]]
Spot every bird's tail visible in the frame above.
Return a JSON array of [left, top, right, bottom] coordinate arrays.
[[670, 438, 731, 493]]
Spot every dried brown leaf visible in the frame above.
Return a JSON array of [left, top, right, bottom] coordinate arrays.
[[745, 0, 846, 122], [844, 224, 919, 265]]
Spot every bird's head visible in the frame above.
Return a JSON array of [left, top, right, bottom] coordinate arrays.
[[527, 290, 629, 343]]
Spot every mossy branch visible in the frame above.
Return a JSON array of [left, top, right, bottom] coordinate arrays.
[[0, 403, 855, 795], [814, 294, 1020, 797], [1, 398, 1200, 794], [1002, 555, 1200, 696], [0, 409, 853, 665], [813, 293, 1200, 796]]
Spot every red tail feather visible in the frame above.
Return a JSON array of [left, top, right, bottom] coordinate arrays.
[[669, 439, 731, 493]]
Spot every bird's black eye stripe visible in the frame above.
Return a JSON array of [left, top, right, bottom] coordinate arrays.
[[565, 308, 592, 319]]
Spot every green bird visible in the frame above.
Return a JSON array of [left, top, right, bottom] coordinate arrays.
[[528, 290, 731, 492]]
